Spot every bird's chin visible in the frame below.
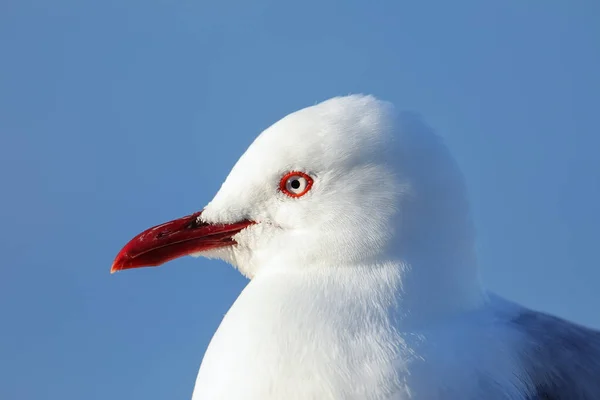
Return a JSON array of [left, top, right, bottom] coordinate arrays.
[[191, 246, 234, 262], [189, 240, 254, 275]]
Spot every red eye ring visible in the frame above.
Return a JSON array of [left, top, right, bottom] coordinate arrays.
[[279, 171, 314, 198]]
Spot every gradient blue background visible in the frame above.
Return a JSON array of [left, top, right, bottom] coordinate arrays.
[[1, 1, 599, 398]]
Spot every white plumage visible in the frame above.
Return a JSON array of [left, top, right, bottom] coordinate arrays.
[[115, 95, 600, 399]]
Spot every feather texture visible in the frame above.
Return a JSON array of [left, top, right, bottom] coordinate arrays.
[[511, 308, 600, 400]]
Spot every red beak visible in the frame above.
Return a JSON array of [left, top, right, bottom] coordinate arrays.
[[111, 211, 254, 273]]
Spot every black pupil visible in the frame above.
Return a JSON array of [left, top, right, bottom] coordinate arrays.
[[290, 179, 301, 190]]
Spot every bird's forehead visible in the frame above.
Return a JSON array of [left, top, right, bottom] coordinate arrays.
[[232, 95, 397, 175]]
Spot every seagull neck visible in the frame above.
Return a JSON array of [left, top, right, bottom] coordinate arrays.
[[256, 254, 484, 331], [388, 178, 486, 327], [390, 250, 485, 329]]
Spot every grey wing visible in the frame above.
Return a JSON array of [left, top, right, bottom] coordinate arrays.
[[511, 309, 600, 400]]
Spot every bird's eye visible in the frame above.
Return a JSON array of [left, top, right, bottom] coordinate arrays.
[[279, 171, 314, 198]]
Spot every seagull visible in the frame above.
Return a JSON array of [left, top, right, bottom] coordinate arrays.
[[112, 95, 600, 399]]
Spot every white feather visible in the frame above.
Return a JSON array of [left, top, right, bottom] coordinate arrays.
[[190, 95, 541, 399]]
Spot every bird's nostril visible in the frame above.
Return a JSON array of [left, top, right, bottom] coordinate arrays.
[[186, 220, 199, 230], [186, 217, 207, 230]]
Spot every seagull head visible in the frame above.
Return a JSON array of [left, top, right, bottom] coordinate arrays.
[[112, 95, 477, 291]]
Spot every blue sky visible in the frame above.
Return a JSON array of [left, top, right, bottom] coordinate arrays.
[[1, 1, 599, 398]]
